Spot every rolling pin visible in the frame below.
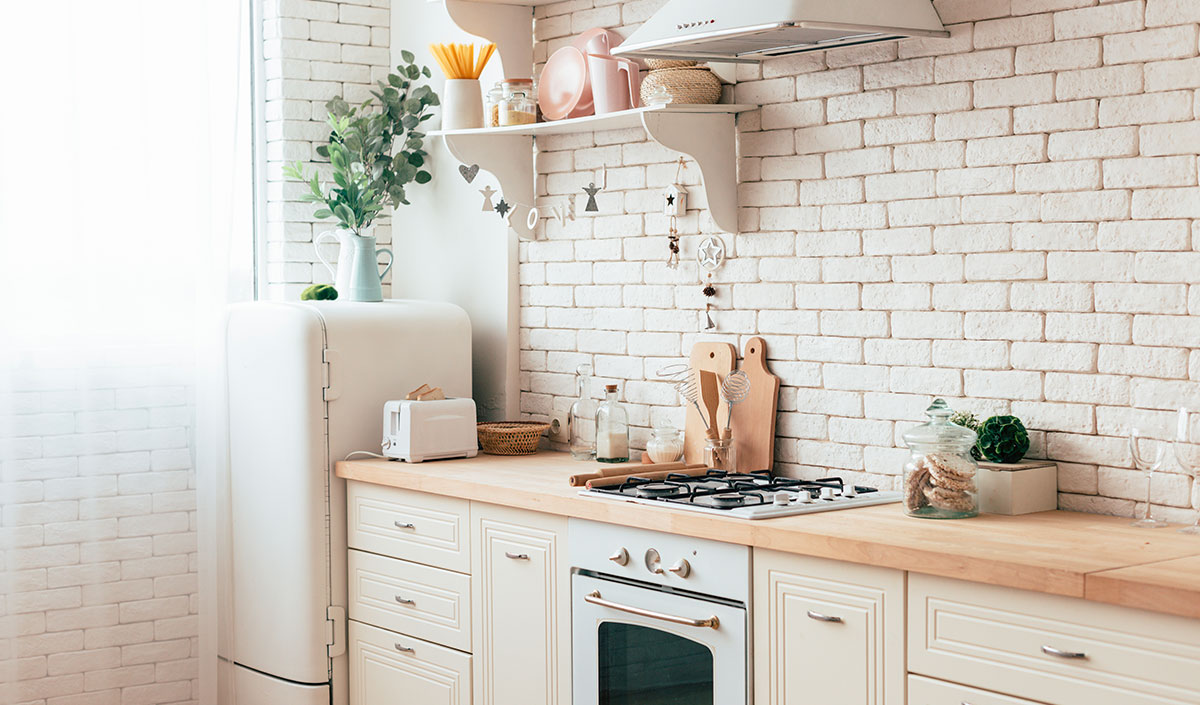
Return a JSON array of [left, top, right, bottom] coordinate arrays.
[[567, 461, 698, 487], [584, 464, 709, 489]]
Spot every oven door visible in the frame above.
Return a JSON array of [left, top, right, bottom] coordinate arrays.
[[572, 573, 748, 705]]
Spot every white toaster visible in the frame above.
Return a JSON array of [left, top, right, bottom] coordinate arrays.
[[382, 398, 479, 463]]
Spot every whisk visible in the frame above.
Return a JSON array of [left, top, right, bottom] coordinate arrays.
[[720, 369, 751, 440], [656, 364, 710, 432]]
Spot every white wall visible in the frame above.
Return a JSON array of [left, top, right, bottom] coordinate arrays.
[[389, 0, 521, 420]]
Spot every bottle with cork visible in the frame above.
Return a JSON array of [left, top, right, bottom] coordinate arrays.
[[595, 383, 629, 463]]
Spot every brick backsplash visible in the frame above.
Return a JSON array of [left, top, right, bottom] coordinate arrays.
[[520, 0, 1200, 521], [262, 0, 393, 301]]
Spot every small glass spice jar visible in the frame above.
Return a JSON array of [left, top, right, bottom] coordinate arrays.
[[646, 426, 684, 464], [902, 399, 980, 519], [484, 83, 504, 127]]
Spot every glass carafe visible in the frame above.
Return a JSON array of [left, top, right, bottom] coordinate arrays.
[[569, 364, 597, 460], [596, 384, 630, 464], [902, 399, 979, 519]]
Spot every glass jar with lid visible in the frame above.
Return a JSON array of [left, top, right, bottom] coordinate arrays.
[[595, 384, 629, 464], [902, 399, 979, 519], [484, 83, 504, 127], [646, 426, 683, 464], [500, 91, 536, 126]]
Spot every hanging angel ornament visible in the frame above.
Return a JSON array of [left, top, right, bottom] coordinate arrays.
[[479, 185, 497, 212]]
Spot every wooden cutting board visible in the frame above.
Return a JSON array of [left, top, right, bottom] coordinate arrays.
[[684, 342, 737, 465], [731, 336, 780, 473]]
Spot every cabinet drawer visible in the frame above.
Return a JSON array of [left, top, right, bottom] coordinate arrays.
[[349, 620, 470, 705], [908, 675, 1044, 705], [753, 549, 905, 705], [349, 549, 471, 652], [348, 481, 469, 572], [909, 574, 1200, 705]]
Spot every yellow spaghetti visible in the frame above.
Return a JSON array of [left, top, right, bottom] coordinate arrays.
[[429, 42, 496, 80]]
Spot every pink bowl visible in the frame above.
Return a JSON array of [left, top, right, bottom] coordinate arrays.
[[539, 46, 589, 121]]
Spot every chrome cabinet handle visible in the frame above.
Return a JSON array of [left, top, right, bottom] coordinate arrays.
[[584, 590, 719, 629], [505, 552, 530, 560], [393, 521, 415, 529], [394, 596, 415, 605], [394, 643, 414, 653], [1041, 645, 1087, 660], [806, 610, 843, 623]]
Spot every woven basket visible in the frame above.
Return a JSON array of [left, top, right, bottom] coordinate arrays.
[[640, 67, 722, 106], [477, 421, 550, 456], [645, 58, 699, 70]]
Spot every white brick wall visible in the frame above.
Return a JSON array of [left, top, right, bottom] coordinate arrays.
[[522, 0, 1200, 521], [1, 350, 198, 705], [262, 0, 393, 301]]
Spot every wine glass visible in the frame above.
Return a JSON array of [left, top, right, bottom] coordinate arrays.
[[1129, 427, 1169, 528], [1173, 407, 1200, 535]]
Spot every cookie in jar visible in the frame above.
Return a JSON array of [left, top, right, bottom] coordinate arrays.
[[902, 399, 979, 519]]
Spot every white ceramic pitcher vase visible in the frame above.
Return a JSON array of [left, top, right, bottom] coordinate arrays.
[[314, 228, 394, 302]]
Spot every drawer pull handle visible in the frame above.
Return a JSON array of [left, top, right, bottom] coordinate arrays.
[[1041, 645, 1087, 660], [584, 590, 720, 629], [393, 521, 415, 530], [394, 643, 414, 654], [806, 610, 843, 623], [505, 552, 530, 560], [394, 596, 415, 605]]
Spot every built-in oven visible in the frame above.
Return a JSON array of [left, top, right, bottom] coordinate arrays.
[[569, 519, 751, 705]]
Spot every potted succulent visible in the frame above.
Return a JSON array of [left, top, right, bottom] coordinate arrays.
[[284, 50, 439, 302], [951, 411, 1054, 515]]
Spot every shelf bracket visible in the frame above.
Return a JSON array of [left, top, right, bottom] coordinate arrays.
[[641, 111, 740, 234], [443, 0, 534, 81], [441, 133, 536, 240]]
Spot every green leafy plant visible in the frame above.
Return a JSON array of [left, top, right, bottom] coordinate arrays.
[[975, 415, 1030, 464], [301, 284, 339, 301], [283, 50, 439, 235]]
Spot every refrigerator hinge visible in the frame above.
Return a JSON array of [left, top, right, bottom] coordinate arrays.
[[326, 604, 346, 659], [322, 349, 341, 401]]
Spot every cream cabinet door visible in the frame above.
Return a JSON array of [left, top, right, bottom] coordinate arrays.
[[754, 549, 905, 705], [348, 620, 470, 705], [471, 502, 570, 705]]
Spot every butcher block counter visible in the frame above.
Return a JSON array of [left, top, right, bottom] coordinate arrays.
[[336, 452, 1200, 620]]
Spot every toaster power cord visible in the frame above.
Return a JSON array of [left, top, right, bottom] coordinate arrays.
[[343, 450, 394, 461]]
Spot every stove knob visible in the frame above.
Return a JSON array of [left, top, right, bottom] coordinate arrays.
[[842, 485, 858, 498], [667, 559, 692, 578], [774, 492, 791, 506], [795, 491, 813, 504], [608, 548, 629, 566], [819, 487, 838, 501], [644, 548, 664, 575]]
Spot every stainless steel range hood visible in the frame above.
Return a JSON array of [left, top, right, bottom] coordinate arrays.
[[612, 0, 949, 63]]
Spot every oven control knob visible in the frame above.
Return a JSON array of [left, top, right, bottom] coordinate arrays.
[[820, 486, 838, 501], [795, 491, 813, 504], [842, 484, 858, 498], [774, 492, 791, 506], [667, 559, 692, 578], [608, 548, 629, 566], [644, 548, 664, 575]]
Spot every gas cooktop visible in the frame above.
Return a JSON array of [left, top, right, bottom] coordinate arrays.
[[579, 470, 901, 519]]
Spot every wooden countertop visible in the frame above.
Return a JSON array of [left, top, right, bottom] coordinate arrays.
[[336, 452, 1200, 620]]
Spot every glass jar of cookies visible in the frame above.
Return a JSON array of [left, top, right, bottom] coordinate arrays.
[[902, 399, 979, 519]]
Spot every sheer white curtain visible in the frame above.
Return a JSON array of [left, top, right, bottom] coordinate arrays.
[[0, 2, 251, 704]]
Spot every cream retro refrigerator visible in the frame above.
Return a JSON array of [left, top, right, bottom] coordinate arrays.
[[222, 300, 472, 705]]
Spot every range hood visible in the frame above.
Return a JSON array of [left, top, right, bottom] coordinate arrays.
[[613, 0, 949, 63]]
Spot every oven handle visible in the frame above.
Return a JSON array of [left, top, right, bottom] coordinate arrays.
[[584, 590, 720, 629]]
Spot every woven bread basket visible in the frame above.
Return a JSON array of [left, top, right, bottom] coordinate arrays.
[[640, 67, 722, 106], [645, 58, 699, 70], [477, 421, 550, 455]]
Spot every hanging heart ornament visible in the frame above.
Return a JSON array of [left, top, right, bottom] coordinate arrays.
[[459, 164, 480, 183]]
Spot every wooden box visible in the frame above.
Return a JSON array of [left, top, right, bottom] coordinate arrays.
[[976, 460, 1058, 515]]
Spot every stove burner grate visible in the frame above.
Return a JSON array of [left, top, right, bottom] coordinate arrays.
[[597, 471, 877, 511]]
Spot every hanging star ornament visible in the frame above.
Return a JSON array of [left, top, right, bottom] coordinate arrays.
[[494, 198, 512, 218], [696, 235, 726, 272]]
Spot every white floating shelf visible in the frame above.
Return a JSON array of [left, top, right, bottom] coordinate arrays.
[[432, 104, 756, 137], [433, 105, 755, 239]]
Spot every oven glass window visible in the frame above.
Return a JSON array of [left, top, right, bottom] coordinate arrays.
[[597, 622, 713, 705]]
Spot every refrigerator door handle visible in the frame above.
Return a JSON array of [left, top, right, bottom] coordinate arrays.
[[323, 348, 341, 401], [326, 605, 346, 658]]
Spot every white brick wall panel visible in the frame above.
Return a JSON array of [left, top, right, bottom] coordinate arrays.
[[1044, 372, 1130, 405], [1054, 1, 1146, 40], [1144, 56, 1200, 91], [795, 336, 865, 363], [1013, 221, 1096, 250], [1133, 314, 1200, 346], [1015, 37, 1102, 74], [1131, 187, 1200, 219], [974, 13, 1055, 48], [1012, 98, 1098, 133], [964, 369, 1043, 399], [962, 194, 1042, 222], [965, 311, 1045, 340], [1057, 64, 1145, 101], [827, 43, 901, 70], [863, 115, 936, 146], [1103, 24, 1199, 65], [863, 227, 934, 256], [887, 197, 963, 227], [933, 282, 1012, 311], [866, 339, 935, 366], [894, 141, 966, 171], [1140, 122, 1200, 157], [1096, 282, 1189, 313], [896, 82, 974, 115], [934, 108, 1012, 141], [1099, 90, 1195, 127], [966, 134, 1047, 167], [1098, 344, 1191, 378], [1046, 312, 1133, 343], [796, 231, 863, 257], [1047, 125, 1139, 160], [1042, 190, 1132, 221], [890, 365, 965, 394], [890, 311, 964, 338], [1104, 155, 1198, 189], [1015, 160, 1102, 193], [932, 339, 1010, 368], [821, 256, 892, 282]]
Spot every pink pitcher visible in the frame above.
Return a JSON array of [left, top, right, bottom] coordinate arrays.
[[587, 54, 642, 114]]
